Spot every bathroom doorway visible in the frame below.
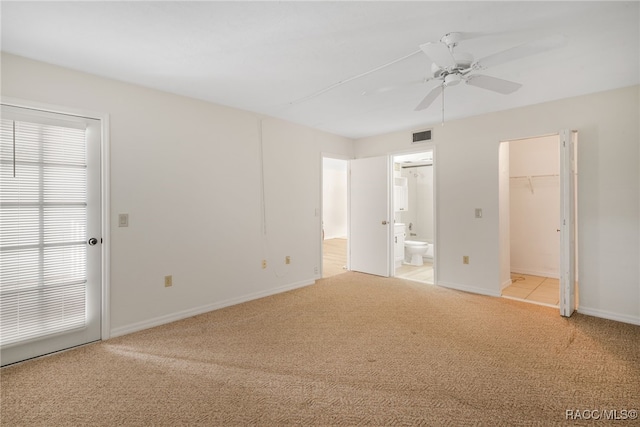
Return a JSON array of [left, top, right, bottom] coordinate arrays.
[[321, 156, 349, 278], [392, 150, 436, 284], [499, 132, 578, 313]]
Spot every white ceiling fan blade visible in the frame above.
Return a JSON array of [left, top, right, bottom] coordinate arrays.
[[415, 85, 443, 111], [419, 42, 457, 68], [465, 74, 522, 94], [452, 31, 486, 41], [473, 34, 568, 70]]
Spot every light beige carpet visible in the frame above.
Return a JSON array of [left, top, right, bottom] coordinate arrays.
[[2, 272, 639, 426]]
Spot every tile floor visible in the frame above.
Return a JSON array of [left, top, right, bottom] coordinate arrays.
[[395, 262, 434, 284], [322, 238, 348, 278], [324, 239, 559, 305], [502, 273, 559, 306], [323, 238, 435, 284]]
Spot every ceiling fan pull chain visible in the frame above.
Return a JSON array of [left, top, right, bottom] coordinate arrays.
[[441, 86, 445, 126]]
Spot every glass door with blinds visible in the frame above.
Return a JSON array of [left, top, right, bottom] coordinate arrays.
[[1, 104, 102, 366]]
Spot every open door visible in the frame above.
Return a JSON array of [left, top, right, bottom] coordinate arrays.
[[349, 156, 391, 277], [559, 130, 578, 317]]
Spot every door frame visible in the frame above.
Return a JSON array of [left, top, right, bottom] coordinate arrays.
[[344, 146, 437, 282], [559, 130, 578, 317], [2, 96, 111, 341], [390, 146, 437, 283], [498, 130, 578, 316]]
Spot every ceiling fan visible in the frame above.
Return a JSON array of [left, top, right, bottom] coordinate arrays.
[[412, 32, 568, 118], [288, 31, 567, 118]]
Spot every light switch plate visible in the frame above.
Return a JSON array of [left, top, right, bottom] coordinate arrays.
[[118, 213, 129, 227]]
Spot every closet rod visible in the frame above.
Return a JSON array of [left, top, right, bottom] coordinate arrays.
[[401, 164, 433, 169], [510, 173, 559, 179]]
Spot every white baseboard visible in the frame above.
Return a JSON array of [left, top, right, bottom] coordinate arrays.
[[577, 306, 640, 326], [510, 267, 559, 279], [110, 279, 315, 338], [437, 281, 502, 298], [501, 279, 513, 290]]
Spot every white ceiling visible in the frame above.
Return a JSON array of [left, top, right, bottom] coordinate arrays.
[[2, 1, 638, 139]]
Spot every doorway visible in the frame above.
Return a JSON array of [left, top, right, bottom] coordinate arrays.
[[321, 156, 348, 278], [392, 150, 435, 284], [499, 132, 578, 314], [1, 103, 104, 366], [503, 135, 560, 306], [345, 150, 436, 282]]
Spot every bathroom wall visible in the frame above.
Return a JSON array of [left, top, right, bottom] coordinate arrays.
[[509, 135, 560, 278], [322, 157, 348, 239], [399, 165, 434, 242], [1, 53, 354, 336]]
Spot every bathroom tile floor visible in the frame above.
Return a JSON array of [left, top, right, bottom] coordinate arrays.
[[323, 238, 435, 284], [395, 262, 434, 285], [502, 273, 559, 306]]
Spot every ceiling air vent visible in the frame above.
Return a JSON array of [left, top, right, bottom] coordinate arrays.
[[412, 128, 432, 144]]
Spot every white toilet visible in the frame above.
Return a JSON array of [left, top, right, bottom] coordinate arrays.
[[404, 240, 431, 266]]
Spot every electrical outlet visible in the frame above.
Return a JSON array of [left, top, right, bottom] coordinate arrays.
[[285, 256, 291, 264], [314, 267, 319, 275], [463, 256, 470, 265], [262, 260, 267, 269], [164, 275, 172, 287]]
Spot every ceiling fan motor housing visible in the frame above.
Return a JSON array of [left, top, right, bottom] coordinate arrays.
[[431, 51, 473, 79], [444, 73, 462, 87]]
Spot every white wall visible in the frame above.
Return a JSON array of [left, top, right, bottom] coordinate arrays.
[[2, 53, 638, 328], [1, 53, 353, 335], [509, 135, 560, 278], [400, 165, 433, 242], [354, 85, 640, 325], [322, 157, 348, 239]]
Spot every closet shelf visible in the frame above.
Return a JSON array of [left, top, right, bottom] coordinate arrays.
[[510, 173, 559, 179]]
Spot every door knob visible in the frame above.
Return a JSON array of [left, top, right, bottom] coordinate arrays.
[[381, 221, 388, 225], [88, 237, 99, 246]]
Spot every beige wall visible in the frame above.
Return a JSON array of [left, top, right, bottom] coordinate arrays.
[[2, 51, 638, 329], [355, 85, 640, 325], [1, 53, 354, 335]]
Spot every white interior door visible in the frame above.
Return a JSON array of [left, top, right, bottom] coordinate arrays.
[[1, 105, 102, 366], [349, 156, 391, 276], [559, 130, 578, 317]]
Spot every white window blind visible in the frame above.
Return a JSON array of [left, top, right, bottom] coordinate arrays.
[[0, 114, 89, 347]]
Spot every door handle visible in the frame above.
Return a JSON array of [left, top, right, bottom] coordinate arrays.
[[88, 237, 99, 246], [381, 221, 388, 225]]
